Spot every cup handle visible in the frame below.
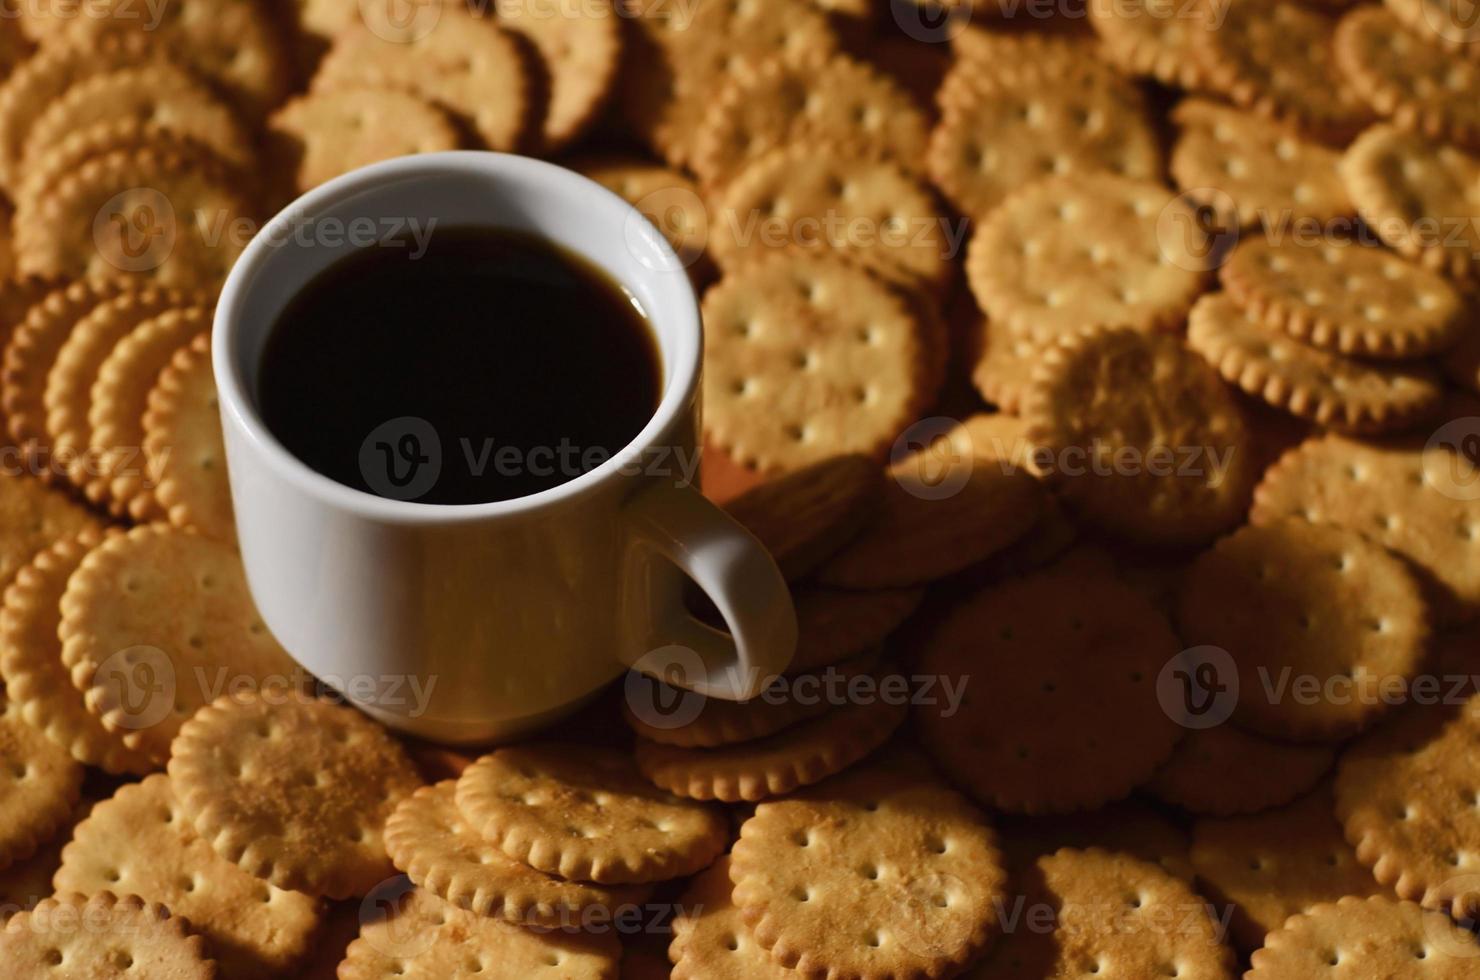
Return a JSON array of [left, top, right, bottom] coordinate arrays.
[[623, 479, 796, 700]]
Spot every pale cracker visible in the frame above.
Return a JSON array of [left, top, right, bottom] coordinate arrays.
[[495, 0, 621, 151], [0, 892, 216, 979], [1251, 432, 1480, 623], [338, 885, 621, 979], [701, 254, 933, 473], [1191, 786, 1385, 952], [1246, 895, 1480, 976], [87, 305, 212, 520], [965, 174, 1210, 342], [1220, 236, 1466, 359], [385, 780, 647, 928], [0, 684, 82, 871], [1340, 124, 1480, 284], [1169, 98, 1352, 230], [144, 333, 234, 541], [1087, 0, 1220, 88], [454, 744, 728, 884], [58, 525, 299, 763], [669, 855, 793, 980], [0, 532, 155, 775], [693, 54, 928, 190], [54, 774, 322, 979], [730, 758, 1008, 979], [710, 145, 953, 291], [914, 563, 1184, 812], [1026, 328, 1253, 546], [634, 696, 907, 803], [1146, 725, 1334, 815], [1187, 293, 1444, 434], [787, 587, 923, 674], [168, 692, 424, 899]]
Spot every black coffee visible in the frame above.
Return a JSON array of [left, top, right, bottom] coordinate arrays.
[[258, 227, 662, 505]]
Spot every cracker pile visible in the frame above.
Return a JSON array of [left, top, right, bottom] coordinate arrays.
[[0, 0, 1473, 976]]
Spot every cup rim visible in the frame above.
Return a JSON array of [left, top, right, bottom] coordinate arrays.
[[212, 151, 701, 525]]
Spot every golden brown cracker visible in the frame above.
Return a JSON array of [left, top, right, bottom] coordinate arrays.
[[1087, 0, 1220, 88], [669, 855, 793, 980], [1247, 895, 1479, 976], [143, 333, 233, 542], [0, 891, 217, 979], [787, 587, 922, 674], [996, 800, 1196, 883], [0, 686, 83, 872], [1146, 725, 1334, 815], [495, 0, 621, 151], [577, 157, 710, 276]]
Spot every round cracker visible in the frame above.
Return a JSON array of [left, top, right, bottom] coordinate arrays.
[[1187, 293, 1444, 434], [914, 564, 1185, 813], [86, 305, 211, 520], [144, 333, 233, 542], [1191, 787, 1385, 953], [701, 254, 933, 473], [495, 0, 621, 151], [787, 586, 923, 674], [669, 855, 793, 980], [1146, 725, 1334, 815], [454, 744, 728, 884], [0, 532, 155, 776], [1340, 123, 1480, 284], [58, 525, 299, 764], [14, 145, 253, 290], [54, 774, 322, 978], [1251, 432, 1480, 623], [996, 799, 1196, 883], [385, 780, 647, 928], [634, 695, 906, 803], [338, 885, 620, 979], [0, 473, 102, 594], [967, 316, 1050, 416], [1384, 0, 1480, 58], [710, 145, 953, 292], [168, 692, 423, 899], [1220, 236, 1466, 359], [927, 58, 1162, 222], [0, 892, 216, 979], [730, 757, 1007, 979], [0, 684, 83, 871], [1087, 0, 1220, 88], [314, 9, 531, 151], [694, 54, 928, 190], [1025, 328, 1252, 547], [965, 174, 1210, 342], [1247, 895, 1480, 976], [1169, 98, 1352, 231], [0, 795, 94, 921], [267, 88, 460, 196]]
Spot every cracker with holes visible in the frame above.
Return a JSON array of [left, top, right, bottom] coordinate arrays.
[[973, 848, 1236, 977], [701, 255, 934, 473], [1336, 696, 1480, 919], [914, 563, 1184, 813], [0, 683, 83, 870], [1146, 725, 1334, 816], [1188, 294, 1443, 434], [267, 89, 460, 196], [729, 758, 1007, 978], [54, 774, 322, 979], [315, 8, 530, 152], [1251, 433, 1480, 623], [786, 587, 922, 674], [1025, 329, 1252, 547], [168, 692, 423, 899], [58, 525, 298, 764], [1189, 0, 1372, 143], [1169, 99, 1352, 231], [693, 54, 927, 190], [967, 316, 1051, 416], [1247, 895, 1479, 977], [1341, 124, 1480, 284], [577, 157, 710, 275], [634, 696, 906, 802], [1384, 0, 1480, 60], [965, 175, 1209, 342], [1086, 0, 1219, 88], [338, 885, 620, 979], [948, 30, 1100, 86], [1, 892, 217, 978], [0, 795, 95, 922], [0, 471, 100, 588], [710, 146, 952, 291], [997, 799, 1196, 883], [454, 744, 727, 883], [1179, 519, 1428, 740], [927, 60, 1162, 222], [1191, 786, 1384, 952], [15, 145, 253, 289], [495, 0, 621, 152], [1220, 237, 1465, 359], [670, 855, 793, 979], [144, 334, 233, 541], [385, 780, 647, 927], [0, 532, 156, 776], [1335, 6, 1480, 152]]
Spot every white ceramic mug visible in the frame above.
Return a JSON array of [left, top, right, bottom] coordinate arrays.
[[213, 152, 796, 744]]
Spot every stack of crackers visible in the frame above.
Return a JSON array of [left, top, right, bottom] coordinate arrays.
[[0, 0, 1472, 975]]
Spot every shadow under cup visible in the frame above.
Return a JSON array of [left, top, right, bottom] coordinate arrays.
[[212, 152, 703, 743]]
